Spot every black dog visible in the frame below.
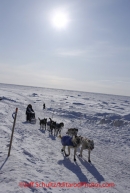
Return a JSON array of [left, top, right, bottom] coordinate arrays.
[[47, 118, 56, 135], [54, 122, 64, 136], [38, 118, 47, 130]]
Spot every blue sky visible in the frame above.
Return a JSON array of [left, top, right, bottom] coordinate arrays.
[[0, 0, 130, 96]]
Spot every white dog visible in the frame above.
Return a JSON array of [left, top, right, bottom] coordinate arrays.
[[79, 137, 94, 163], [59, 135, 82, 161]]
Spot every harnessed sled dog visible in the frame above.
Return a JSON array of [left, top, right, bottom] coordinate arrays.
[[59, 135, 82, 161], [54, 122, 64, 136], [66, 128, 78, 136], [47, 118, 56, 135], [79, 137, 94, 163], [38, 118, 47, 130]]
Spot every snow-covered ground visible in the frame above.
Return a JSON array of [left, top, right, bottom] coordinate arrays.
[[0, 83, 130, 193]]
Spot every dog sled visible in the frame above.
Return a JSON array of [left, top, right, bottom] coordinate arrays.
[[26, 113, 36, 124]]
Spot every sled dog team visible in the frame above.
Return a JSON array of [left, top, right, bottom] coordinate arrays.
[[38, 117, 94, 163], [26, 104, 94, 163]]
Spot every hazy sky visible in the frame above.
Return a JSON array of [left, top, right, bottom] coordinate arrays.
[[0, 0, 130, 96]]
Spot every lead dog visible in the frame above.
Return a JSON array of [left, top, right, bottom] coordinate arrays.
[[79, 137, 94, 163], [38, 118, 47, 130], [59, 135, 82, 161]]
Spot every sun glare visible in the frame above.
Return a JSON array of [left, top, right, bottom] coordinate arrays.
[[51, 10, 69, 29]]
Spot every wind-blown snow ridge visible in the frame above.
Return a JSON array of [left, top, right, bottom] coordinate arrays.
[[0, 96, 17, 103]]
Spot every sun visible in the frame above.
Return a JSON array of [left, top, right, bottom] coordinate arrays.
[[51, 10, 69, 29]]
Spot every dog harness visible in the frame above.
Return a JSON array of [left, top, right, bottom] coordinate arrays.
[[61, 136, 75, 147]]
